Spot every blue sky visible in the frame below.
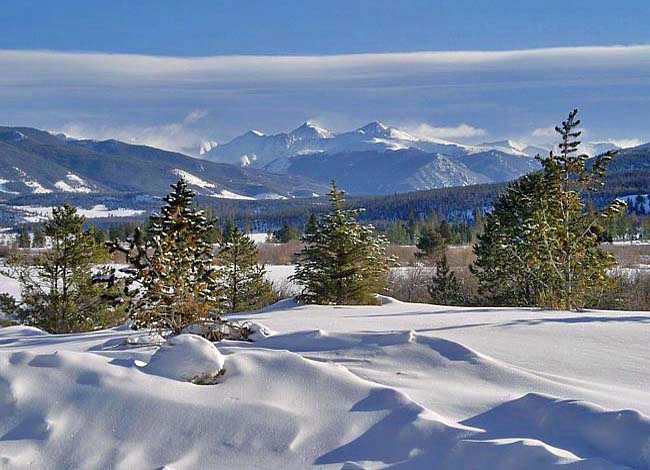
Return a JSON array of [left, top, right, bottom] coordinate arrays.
[[1, 1, 649, 154]]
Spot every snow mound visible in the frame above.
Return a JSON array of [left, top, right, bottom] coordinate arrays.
[[142, 334, 225, 383], [0, 325, 49, 337]]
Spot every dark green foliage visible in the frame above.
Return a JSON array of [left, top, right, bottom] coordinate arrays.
[[93, 227, 107, 245], [473, 110, 627, 309], [3, 204, 122, 333], [218, 225, 273, 312], [416, 224, 447, 259], [32, 227, 46, 248], [304, 212, 319, 237], [291, 180, 391, 305], [428, 255, 464, 305], [271, 221, 301, 243], [109, 178, 221, 334], [17, 227, 30, 249], [384, 221, 412, 245]]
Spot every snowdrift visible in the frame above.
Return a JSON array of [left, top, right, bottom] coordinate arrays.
[[0, 299, 648, 469]]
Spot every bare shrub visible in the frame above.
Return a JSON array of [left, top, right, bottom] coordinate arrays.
[[598, 270, 650, 311], [386, 264, 432, 303], [604, 244, 650, 268]]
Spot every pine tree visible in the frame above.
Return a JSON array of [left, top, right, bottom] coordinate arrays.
[[291, 180, 391, 305], [472, 109, 626, 309], [304, 212, 319, 237], [428, 254, 464, 305], [17, 227, 30, 249], [415, 224, 446, 259], [110, 178, 221, 334], [3, 204, 122, 333], [272, 221, 300, 243], [32, 227, 46, 248], [217, 225, 273, 312]]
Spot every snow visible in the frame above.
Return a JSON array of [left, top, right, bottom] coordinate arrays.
[[54, 172, 93, 193], [172, 168, 216, 189], [621, 194, 650, 212], [0, 179, 19, 195], [247, 232, 269, 244], [0, 272, 648, 468], [141, 334, 225, 382], [255, 192, 288, 200], [211, 189, 256, 200], [11, 204, 145, 222], [13, 168, 52, 194]]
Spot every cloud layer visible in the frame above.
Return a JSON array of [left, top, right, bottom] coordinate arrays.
[[1, 45, 648, 153]]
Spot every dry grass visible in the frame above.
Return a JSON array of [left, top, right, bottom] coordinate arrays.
[[604, 244, 650, 268], [257, 241, 303, 265]]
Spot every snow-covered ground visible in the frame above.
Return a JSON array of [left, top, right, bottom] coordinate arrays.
[[10, 204, 145, 222], [0, 280, 648, 469]]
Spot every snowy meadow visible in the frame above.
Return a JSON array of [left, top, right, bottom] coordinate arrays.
[[0, 293, 648, 469]]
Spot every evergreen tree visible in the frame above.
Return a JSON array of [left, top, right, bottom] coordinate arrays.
[[17, 227, 30, 249], [32, 227, 46, 248], [472, 109, 626, 309], [291, 180, 391, 305], [415, 224, 446, 259], [428, 254, 464, 305], [304, 212, 319, 237], [109, 178, 221, 334], [272, 221, 300, 243], [3, 204, 121, 333], [217, 225, 273, 312]]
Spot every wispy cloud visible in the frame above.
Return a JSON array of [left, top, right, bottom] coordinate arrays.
[[407, 123, 487, 140], [58, 110, 210, 155], [1, 45, 649, 149]]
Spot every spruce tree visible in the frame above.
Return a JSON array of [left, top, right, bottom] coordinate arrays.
[[17, 227, 30, 249], [291, 180, 391, 305], [110, 178, 221, 334], [416, 224, 446, 259], [272, 221, 300, 243], [3, 204, 121, 333], [217, 225, 273, 312], [304, 212, 319, 237], [428, 254, 464, 305], [472, 109, 626, 309], [32, 228, 46, 248]]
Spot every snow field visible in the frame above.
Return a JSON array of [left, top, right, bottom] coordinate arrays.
[[0, 276, 648, 468]]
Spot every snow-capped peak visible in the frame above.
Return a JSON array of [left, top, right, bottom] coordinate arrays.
[[290, 121, 333, 139], [357, 121, 389, 136]]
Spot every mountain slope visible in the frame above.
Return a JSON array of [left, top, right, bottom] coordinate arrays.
[[0, 127, 328, 201], [283, 148, 490, 195]]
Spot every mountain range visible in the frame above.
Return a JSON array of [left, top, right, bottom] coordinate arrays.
[[0, 122, 643, 220], [201, 121, 623, 194], [0, 127, 327, 202]]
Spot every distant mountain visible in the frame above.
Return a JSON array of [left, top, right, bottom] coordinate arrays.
[[202, 121, 548, 194], [0, 127, 328, 202], [283, 148, 490, 195], [203, 121, 470, 169]]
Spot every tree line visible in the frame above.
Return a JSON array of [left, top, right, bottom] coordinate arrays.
[[0, 110, 635, 335]]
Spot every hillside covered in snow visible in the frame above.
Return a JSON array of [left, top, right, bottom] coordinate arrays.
[[0, 296, 647, 469]]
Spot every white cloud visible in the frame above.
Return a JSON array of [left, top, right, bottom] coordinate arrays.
[[408, 123, 487, 140], [58, 119, 205, 155], [531, 126, 557, 139], [605, 138, 642, 149], [2, 45, 650, 149], [183, 110, 209, 124]]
